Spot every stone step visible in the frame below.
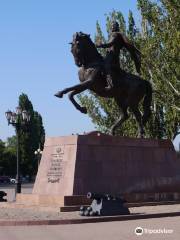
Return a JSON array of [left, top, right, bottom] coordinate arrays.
[[60, 200, 180, 212], [1, 200, 180, 213], [64, 195, 91, 206], [16, 194, 92, 206], [16, 192, 180, 210], [60, 205, 89, 212]]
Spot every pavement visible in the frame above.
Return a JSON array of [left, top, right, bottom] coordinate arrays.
[[0, 184, 180, 239], [0, 217, 179, 240]]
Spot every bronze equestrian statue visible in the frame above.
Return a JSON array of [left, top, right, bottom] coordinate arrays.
[[55, 24, 152, 137]]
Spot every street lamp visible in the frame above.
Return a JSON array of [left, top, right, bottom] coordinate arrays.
[[5, 107, 31, 194], [34, 146, 42, 169]]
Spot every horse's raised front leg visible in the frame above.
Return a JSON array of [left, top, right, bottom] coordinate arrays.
[[54, 83, 83, 98], [55, 69, 99, 113], [68, 89, 88, 114], [56, 78, 95, 113], [54, 79, 93, 99]]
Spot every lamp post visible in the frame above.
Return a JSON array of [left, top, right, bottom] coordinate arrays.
[[34, 146, 42, 169], [5, 107, 31, 194]]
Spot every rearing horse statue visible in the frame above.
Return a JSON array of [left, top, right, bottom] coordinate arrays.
[[55, 32, 152, 137]]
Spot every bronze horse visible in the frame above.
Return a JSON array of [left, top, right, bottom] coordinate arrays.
[[55, 32, 152, 137]]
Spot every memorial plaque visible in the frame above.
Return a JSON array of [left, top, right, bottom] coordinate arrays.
[[33, 136, 78, 196], [47, 146, 65, 183]]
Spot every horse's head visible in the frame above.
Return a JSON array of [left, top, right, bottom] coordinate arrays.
[[70, 32, 102, 67]]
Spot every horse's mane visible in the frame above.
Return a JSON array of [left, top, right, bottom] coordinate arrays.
[[76, 32, 103, 63]]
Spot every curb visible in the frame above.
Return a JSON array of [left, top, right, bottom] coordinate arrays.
[[0, 211, 180, 226]]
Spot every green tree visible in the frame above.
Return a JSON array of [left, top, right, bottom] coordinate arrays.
[[79, 2, 180, 139], [0, 139, 16, 176], [6, 136, 17, 149], [137, 0, 180, 139], [0, 140, 6, 175], [18, 93, 45, 176]]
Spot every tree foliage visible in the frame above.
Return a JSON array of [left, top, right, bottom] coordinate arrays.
[[0, 94, 45, 177], [18, 93, 45, 176], [0, 139, 16, 176], [78, 1, 180, 140], [137, 0, 180, 139]]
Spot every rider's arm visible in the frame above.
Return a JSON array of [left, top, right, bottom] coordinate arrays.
[[96, 37, 115, 49]]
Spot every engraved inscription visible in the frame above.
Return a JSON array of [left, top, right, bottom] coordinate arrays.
[[47, 146, 65, 183]]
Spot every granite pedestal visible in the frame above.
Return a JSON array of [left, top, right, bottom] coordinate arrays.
[[17, 132, 180, 206]]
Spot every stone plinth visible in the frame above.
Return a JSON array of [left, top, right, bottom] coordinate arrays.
[[32, 132, 180, 196]]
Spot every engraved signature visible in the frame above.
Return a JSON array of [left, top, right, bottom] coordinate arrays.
[[48, 178, 60, 183]]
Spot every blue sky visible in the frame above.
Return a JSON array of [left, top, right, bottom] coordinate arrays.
[[0, 0, 179, 149]]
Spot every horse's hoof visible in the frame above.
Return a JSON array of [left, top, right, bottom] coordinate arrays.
[[80, 107, 87, 114], [54, 91, 63, 98]]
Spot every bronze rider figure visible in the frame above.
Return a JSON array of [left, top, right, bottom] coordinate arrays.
[[96, 21, 141, 90]]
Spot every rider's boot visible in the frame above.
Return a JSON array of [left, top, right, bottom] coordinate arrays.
[[105, 75, 113, 90]]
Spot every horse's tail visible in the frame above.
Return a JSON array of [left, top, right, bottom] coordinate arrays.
[[142, 81, 152, 126]]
